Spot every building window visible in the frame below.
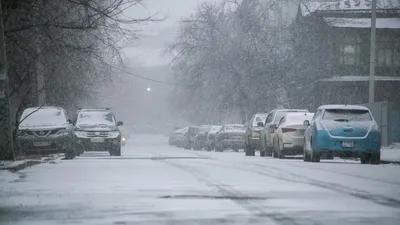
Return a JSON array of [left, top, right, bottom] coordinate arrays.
[[376, 34, 400, 67], [338, 34, 361, 65]]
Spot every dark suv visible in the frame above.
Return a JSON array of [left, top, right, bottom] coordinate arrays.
[[15, 106, 76, 159], [74, 108, 123, 156], [244, 113, 268, 156]]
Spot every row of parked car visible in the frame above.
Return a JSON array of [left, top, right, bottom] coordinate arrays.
[[15, 106, 126, 159], [169, 124, 247, 152], [170, 104, 381, 164]]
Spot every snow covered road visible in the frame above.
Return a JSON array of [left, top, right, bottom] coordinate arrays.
[[1, 135, 400, 225]]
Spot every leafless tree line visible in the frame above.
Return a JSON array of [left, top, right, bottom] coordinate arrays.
[[169, 0, 334, 124], [2, 0, 158, 126]]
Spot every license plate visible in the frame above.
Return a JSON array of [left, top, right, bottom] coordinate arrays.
[[91, 138, 105, 143], [33, 142, 51, 147], [342, 141, 354, 148]]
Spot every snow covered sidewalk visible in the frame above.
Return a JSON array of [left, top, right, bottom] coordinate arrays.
[[381, 143, 400, 163], [0, 154, 63, 171]]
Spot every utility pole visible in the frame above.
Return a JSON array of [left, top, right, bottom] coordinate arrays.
[[369, 0, 377, 103], [0, 1, 14, 160]]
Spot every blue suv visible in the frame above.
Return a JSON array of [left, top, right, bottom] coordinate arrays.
[[303, 105, 380, 164]]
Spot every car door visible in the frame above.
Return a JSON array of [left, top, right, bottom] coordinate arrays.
[[261, 112, 274, 147], [247, 115, 256, 141], [274, 117, 285, 150]]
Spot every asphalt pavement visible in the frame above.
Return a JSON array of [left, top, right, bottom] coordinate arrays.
[[1, 135, 400, 225]]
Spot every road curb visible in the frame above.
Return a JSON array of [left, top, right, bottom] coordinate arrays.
[[1, 160, 42, 172], [380, 160, 400, 165]]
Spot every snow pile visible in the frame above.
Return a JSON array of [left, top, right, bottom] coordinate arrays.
[[381, 143, 400, 162]]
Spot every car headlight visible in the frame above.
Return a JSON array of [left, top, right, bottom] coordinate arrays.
[[75, 131, 87, 138], [109, 131, 120, 138], [122, 137, 126, 142]]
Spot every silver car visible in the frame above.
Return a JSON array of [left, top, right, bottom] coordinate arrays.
[[15, 106, 76, 159]]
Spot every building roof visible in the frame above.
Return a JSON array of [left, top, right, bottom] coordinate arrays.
[[324, 17, 400, 28], [318, 104, 370, 110], [320, 76, 400, 82], [300, 0, 400, 16]]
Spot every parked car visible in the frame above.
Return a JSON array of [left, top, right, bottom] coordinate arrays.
[[169, 127, 187, 146], [184, 126, 200, 150], [272, 112, 314, 158], [195, 125, 213, 150], [74, 108, 124, 156], [259, 109, 309, 157], [245, 113, 268, 156], [303, 105, 380, 164], [206, 125, 223, 151], [215, 124, 246, 152], [15, 106, 76, 159]]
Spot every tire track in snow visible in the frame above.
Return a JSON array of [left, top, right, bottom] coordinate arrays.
[[285, 163, 400, 186], [160, 160, 307, 225], [185, 160, 400, 209]]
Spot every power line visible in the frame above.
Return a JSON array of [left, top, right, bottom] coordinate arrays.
[[113, 65, 196, 87]]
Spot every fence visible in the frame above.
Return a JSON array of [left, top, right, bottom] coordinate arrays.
[[363, 101, 400, 146]]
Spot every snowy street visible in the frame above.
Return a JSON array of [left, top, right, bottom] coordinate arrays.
[[1, 135, 400, 225]]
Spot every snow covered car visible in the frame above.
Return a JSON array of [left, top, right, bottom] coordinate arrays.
[[205, 125, 222, 151], [184, 126, 200, 150], [194, 125, 213, 150], [272, 112, 314, 158], [259, 108, 309, 157], [15, 106, 76, 159], [215, 124, 246, 152], [74, 108, 124, 156], [303, 105, 381, 164], [245, 113, 268, 156], [168, 127, 187, 146]]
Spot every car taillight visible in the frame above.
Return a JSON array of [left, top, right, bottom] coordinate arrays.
[[281, 127, 297, 133]]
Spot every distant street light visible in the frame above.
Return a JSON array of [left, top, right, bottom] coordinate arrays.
[[146, 87, 152, 92]]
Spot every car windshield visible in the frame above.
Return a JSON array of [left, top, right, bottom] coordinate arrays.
[[76, 111, 116, 126], [323, 109, 372, 121], [275, 111, 306, 124], [19, 108, 67, 127]]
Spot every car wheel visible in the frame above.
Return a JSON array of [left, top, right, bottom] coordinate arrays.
[[360, 153, 370, 164], [310, 140, 320, 163], [370, 153, 380, 165], [65, 149, 75, 160], [303, 139, 311, 162], [278, 140, 284, 159]]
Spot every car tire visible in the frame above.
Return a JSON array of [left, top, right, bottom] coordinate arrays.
[[311, 150, 320, 163], [303, 139, 311, 162], [370, 153, 380, 165], [360, 153, 370, 164], [65, 149, 75, 160]]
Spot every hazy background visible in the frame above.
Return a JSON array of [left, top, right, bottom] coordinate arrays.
[[83, 0, 207, 133]]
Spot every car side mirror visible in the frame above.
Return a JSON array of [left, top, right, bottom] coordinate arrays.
[[303, 120, 310, 126], [117, 121, 124, 126], [257, 122, 264, 127]]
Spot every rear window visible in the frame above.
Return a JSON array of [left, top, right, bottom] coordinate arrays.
[[252, 115, 267, 127], [275, 111, 303, 124], [323, 109, 372, 121]]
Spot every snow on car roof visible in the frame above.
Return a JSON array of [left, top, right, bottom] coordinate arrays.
[[274, 109, 309, 112], [318, 105, 369, 111]]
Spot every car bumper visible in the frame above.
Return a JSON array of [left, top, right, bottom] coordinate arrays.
[[249, 137, 261, 149], [313, 131, 381, 155], [16, 134, 71, 153], [75, 137, 121, 151], [221, 139, 245, 148], [281, 136, 304, 155]]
